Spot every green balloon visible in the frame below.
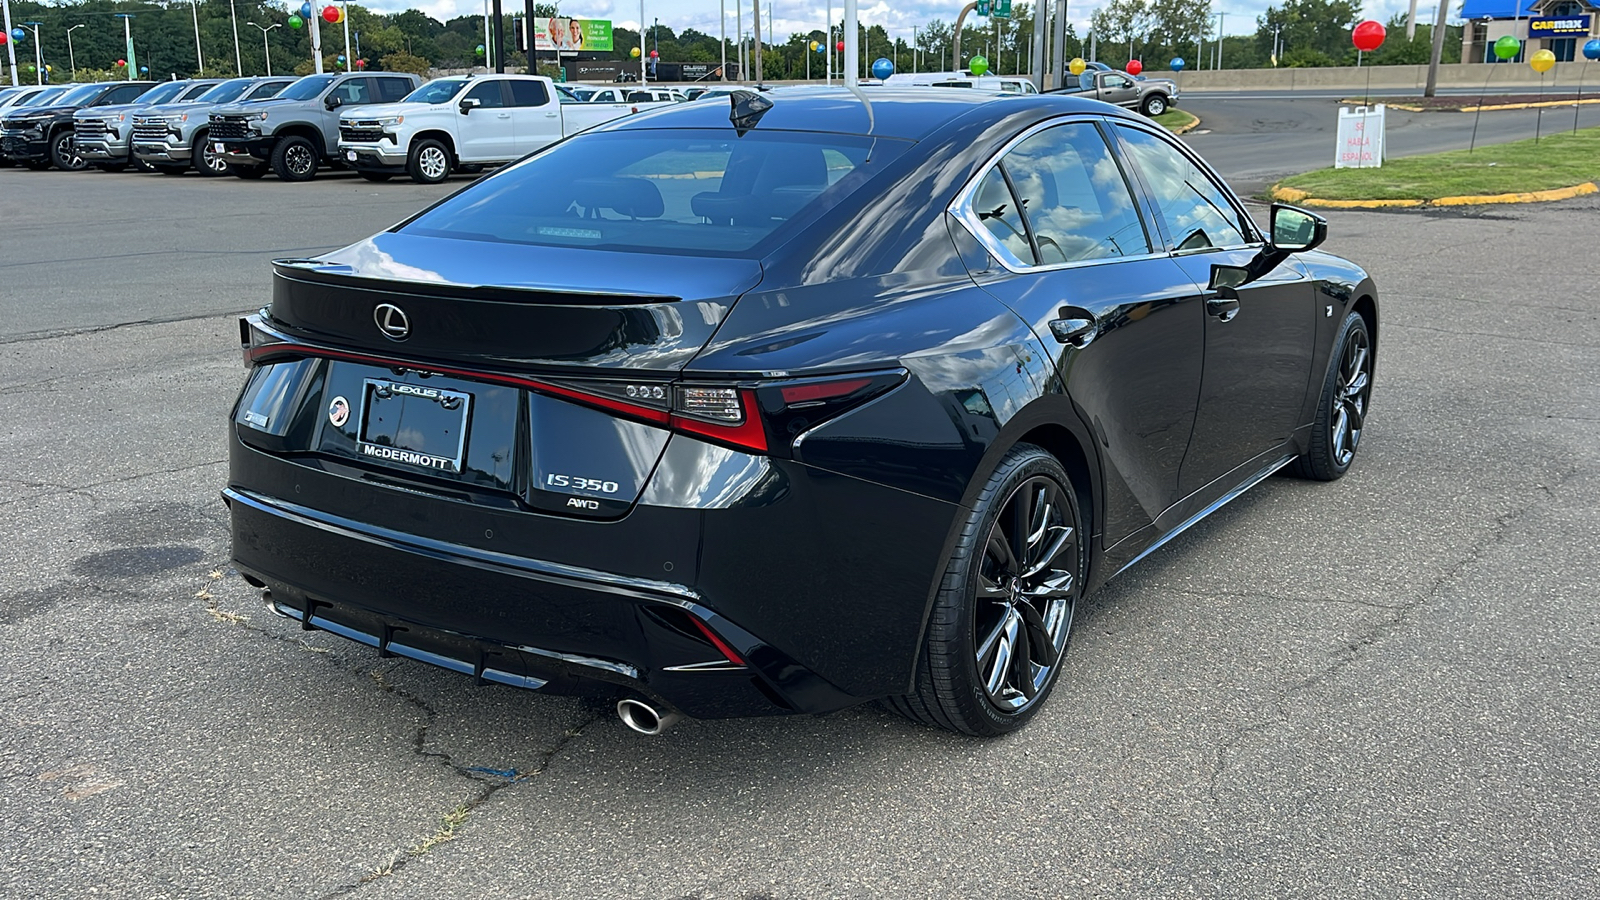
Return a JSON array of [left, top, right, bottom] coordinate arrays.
[[1493, 35, 1521, 60], [288, 14, 303, 28], [969, 55, 989, 76]]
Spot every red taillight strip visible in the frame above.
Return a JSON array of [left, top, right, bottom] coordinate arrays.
[[246, 342, 771, 453], [687, 615, 747, 666]]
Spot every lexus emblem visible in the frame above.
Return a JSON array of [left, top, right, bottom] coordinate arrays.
[[373, 303, 411, 341]]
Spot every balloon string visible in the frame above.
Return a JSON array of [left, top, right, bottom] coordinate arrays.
[[1576, 62, 1587, 135], [1469, 62, 1495, 154]]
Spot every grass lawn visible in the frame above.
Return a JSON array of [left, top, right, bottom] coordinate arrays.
[[1275, 125, 1600, 200], [1155, 108, 1199, 133]]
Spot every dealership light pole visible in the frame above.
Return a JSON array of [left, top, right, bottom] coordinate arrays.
[[114, 13, 135, 80], [248, 21, 279, 75], [66, 23, 84, 80], [720, 0, 726, 80], [230, 0, 242, 74], [2, 0, 18, 86], [189, 0, 204, 73], [22, 21, 41, 84]]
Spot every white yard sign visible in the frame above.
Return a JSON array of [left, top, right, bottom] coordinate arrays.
[[1335, 105, 1387, 169]]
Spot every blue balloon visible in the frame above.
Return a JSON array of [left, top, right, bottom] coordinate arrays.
[[337, 54, 346, 63], [300, 2, 313, 19], [1584, 39, 1600, 61], [140, 66, 149, 73], [1170, 57, 1186, 72], [871, 57, 894, 79], [10, 27, 23, 41]]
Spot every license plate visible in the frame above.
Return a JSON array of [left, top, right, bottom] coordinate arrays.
[[346, 150, 357, 161], [357, 380, 471, 474], [214, 142, 225, 152]]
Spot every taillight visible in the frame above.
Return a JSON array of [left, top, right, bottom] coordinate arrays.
[[754, 371, 906, 454]]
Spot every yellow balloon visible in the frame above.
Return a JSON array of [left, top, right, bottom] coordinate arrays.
[[1068, 57, 1086, 75], [631, 46, 642, 58], [1530, 48, 1556, 72], [809, 40, 818, 51]]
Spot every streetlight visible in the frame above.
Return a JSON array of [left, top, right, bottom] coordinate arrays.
[[66, 23, 84, 80], [247, 21, 279, 75], [230, 0, 242, 75], [21, 21, 42, 84]]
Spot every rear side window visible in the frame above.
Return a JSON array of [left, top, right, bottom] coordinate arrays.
[[1000, 122, 1150, 264], [403, 129, 909, 256], [972, 168, 1034, 264], [508, 80, 549, 107], [329, 78, 371, 105], [376, 78, 413, 102], [465, 81, 507, 108]]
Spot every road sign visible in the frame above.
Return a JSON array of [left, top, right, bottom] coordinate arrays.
[[994, 0, 1012, 17], [977, 0, 990, 15]]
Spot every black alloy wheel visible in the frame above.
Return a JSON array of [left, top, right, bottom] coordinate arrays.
[[1142, 94, 1169, 117], [1290, 311, 1373, 481], [271, 135, 319, 181], [891, 445, 1084, 736], [195, 134, 229, 176], [50, 131, 87, 171]]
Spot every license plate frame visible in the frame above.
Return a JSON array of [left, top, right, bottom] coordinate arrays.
[[356, 379, 472, 474]]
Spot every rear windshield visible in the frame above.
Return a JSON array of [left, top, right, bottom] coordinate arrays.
[[403, 129, 909, 257]]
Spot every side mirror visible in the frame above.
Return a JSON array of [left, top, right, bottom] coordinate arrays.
[[1268, 203, 1327, 254], [458, 98, 481, 115]]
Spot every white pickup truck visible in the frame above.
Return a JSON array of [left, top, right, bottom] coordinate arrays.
[[338, 74, 672, 184]]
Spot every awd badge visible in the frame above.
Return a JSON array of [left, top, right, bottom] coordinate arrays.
[[328, 395, 350, 428]]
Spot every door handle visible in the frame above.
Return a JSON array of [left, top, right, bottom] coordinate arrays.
[[545, 112, 558, 117], [1205, 295, 1241, 322], [1048, 317, 1098, 348]]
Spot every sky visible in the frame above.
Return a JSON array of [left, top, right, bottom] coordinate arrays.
[[362, 0, 1448, 48]]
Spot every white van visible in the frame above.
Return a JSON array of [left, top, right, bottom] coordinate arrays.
[[882, 72, 1039, 94]]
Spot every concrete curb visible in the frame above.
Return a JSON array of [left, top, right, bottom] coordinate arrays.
[[1347, 97, 1600, 113], [1166, 111, 1202, 135], [1270, 181, 1598, 209]]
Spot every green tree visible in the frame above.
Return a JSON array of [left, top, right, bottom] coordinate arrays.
[[1255, 0, 1362, 64]]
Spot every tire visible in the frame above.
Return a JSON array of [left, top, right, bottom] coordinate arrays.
[[227, 163, 268, 179], [889, 444, 1085, 736], [1288, 311, 1373, 482], [270, 135, 320, 181], [358, 170, 394, 182], [407, 138, 452, 184], [1141, 94, 1169, 117], [50, 131, 87, 171], [193, 133, 230, 176]]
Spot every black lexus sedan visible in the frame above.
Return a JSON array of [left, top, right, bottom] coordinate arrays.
[[229, 88, 1377, 736]]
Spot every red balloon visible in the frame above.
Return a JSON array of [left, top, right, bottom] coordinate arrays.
[[0, 33, 7, 47], [836, 41, 845, 52], [649, 49, 659, 58], [1126, 59, 1143, 75], [1352, 19, 1385, 52], [322, 5, 340, 23], [117, 58, 127, 66]]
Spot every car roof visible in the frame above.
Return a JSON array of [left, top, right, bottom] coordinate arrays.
[[603, 86, 1119, 141]]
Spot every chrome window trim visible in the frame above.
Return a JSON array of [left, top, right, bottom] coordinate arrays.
[[949, 114, 1168, 276]]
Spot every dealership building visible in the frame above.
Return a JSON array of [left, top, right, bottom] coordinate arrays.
[[1460, 0, 1598, 62]]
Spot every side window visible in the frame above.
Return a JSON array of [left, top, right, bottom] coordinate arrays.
[[1117, 126, 1249, 251], [1002, 123, 1151, 265], [104, 84, 148, 105], [508, 80, 549, 107], [465, 81, 507, 109], [593, 89, 616, 103], [248, 81, 290, 99], [330, 78, 370, 105], [1106, 75, 1133, 89], [376, 78, 412, 102], [971, 167, 1035, 265]]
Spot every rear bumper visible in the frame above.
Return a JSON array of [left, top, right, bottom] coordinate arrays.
[[227, 432, 959, 719]]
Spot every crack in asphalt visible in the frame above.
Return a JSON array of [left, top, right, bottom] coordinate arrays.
[[0, 310, 255, 346], [0, 459, 227, 511], [1171, 588, 1409, 611], [1200, 466, 1579, 804], [1386, 321, 1600, 349], [191, 560, 608, 898]]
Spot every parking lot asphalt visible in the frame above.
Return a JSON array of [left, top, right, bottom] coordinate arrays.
[[2, 160, 1598, 899]]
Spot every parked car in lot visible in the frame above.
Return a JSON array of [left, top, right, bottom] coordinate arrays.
[[229, 88, 1378, 737], [132, 77, 296, 175], [209, 72, 420, 180], [1052, 68, 1179, 116], [0, 86, 69, 166], [74, 79, 223, 172], [339, 74, 674, 184], [0, 81, 155, 170], [582, 85, 686, 103], [883, 71, 1041, 93]]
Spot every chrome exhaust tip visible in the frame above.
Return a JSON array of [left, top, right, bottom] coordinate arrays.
[[616, 698, 682, 735]]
